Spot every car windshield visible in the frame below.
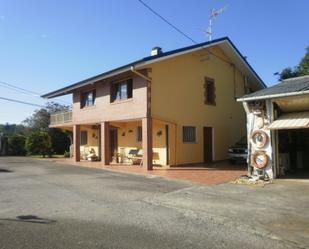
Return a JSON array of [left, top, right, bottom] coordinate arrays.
[[236, 136, 247, 146]]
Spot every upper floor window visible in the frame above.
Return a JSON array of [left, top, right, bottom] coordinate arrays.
[[81, 89, 96, 108], [204, 77, 216, 105], [183, 126, 197, 143], [111, 79, 133, 102]]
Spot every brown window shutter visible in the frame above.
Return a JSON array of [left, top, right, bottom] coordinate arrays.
[[204, 77, 216, 105]]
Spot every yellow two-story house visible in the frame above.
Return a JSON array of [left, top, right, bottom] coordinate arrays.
[[42, 37, 265, 170]]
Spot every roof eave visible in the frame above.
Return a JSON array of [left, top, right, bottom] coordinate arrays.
[[237, 90, 309, 102], [224, 38, 266, 89], [41, 39, 230, 99], [42, 37, 265, 99], [41, 60, 145, 99]]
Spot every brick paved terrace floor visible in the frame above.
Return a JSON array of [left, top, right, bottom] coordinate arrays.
[[52, 159, 247, 185]]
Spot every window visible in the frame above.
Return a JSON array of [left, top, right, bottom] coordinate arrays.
[[204, 77, 216, 105], [111, 79, 133, 102], [81, 131, 88, 145], [81, 90, 96, 108], [183, 126, 196, 143], [137, 126, 142, 142]]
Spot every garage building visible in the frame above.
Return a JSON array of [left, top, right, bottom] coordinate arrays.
[[238, 75, 309, 179]]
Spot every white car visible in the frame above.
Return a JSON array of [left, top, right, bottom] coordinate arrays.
[[228, 137, 248, 164]]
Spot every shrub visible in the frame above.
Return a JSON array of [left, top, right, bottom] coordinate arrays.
[[8, 134, 26, 156], [25, 131, 52, 157]]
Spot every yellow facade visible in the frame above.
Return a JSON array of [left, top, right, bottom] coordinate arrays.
[[51, 43, 262, 167], [115, 120, 167, 165], [79, 125, 100, 159], [148, 45, 248, 165], [79, 120, 168, 165]]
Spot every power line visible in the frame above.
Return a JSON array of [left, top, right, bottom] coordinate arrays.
[[0, 96, 45, 108], [137, 0, 233, 66], [0, 82, 41, 99], [137, 0, 197, 44], [0, 80, 40, 96], [0, 80, 70, 105]]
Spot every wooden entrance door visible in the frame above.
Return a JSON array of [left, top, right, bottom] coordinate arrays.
[[109, 127, 118, 162], [203, 127, 213, 163]]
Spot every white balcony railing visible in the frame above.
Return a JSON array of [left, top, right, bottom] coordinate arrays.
[[50, 111, 73, 125]]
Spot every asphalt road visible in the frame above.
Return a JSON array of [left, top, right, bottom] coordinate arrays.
[[0, 157, 308, 249]]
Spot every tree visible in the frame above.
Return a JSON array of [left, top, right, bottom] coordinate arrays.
[[23, 102, 69, 131], [278, 46, 309, 80], [49, 129, 71, 154], [8, 134, 26, 156], [0, 123, 27, 136], [23, 102, 71, 155], [278, 67, 299, 80], [299, 46, 309, 75], [25, 131, 52, 157]]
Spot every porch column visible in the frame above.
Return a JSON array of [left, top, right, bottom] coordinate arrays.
[[101, 122, 110, 165], [73, 125, 80, 162], [142, 117, 153, 170]]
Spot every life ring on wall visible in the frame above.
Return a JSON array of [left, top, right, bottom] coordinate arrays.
[[251, 150, 269, 169], [250, 130, 268, 149]]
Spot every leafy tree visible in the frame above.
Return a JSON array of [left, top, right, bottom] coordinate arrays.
[[25, 131, 52, 157], [278, 46, 309, 80], [23, 102, 71, 155], [0, 123, 27, 136], [23, 102, 69, 131], [8, 134, 26, 156], [1, 102, 70, 157], [298, 46, 309, 75], [47, 128, 71, 155], [278, 67, 299, 80]]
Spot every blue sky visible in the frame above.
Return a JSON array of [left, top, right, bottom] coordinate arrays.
[[0, 0, 308, 124]]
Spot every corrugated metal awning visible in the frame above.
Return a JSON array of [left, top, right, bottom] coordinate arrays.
[[268, 111, 309, 130]]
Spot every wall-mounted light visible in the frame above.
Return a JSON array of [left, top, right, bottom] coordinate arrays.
[[128, 129, 133, 133], [122, 132, 126, 137], [157, 130, 162, 136]]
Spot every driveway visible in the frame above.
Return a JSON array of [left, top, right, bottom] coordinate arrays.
[[0, 157, 308, 249], [54, 158, 247, 185]]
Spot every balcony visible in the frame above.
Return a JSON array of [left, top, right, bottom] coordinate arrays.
[[50, 110, 73, 126]]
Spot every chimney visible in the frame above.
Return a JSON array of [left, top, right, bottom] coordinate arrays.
[[151, 47, 162, 56]]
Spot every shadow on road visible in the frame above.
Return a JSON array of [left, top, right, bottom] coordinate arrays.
[[0, 168, 12, 173], [0, 215, 56, 224]]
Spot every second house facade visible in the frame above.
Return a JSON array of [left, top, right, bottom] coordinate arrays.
[[42, 37, 265, 170]]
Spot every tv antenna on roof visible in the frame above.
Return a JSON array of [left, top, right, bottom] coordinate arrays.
[[207, 6, 227, 41]]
